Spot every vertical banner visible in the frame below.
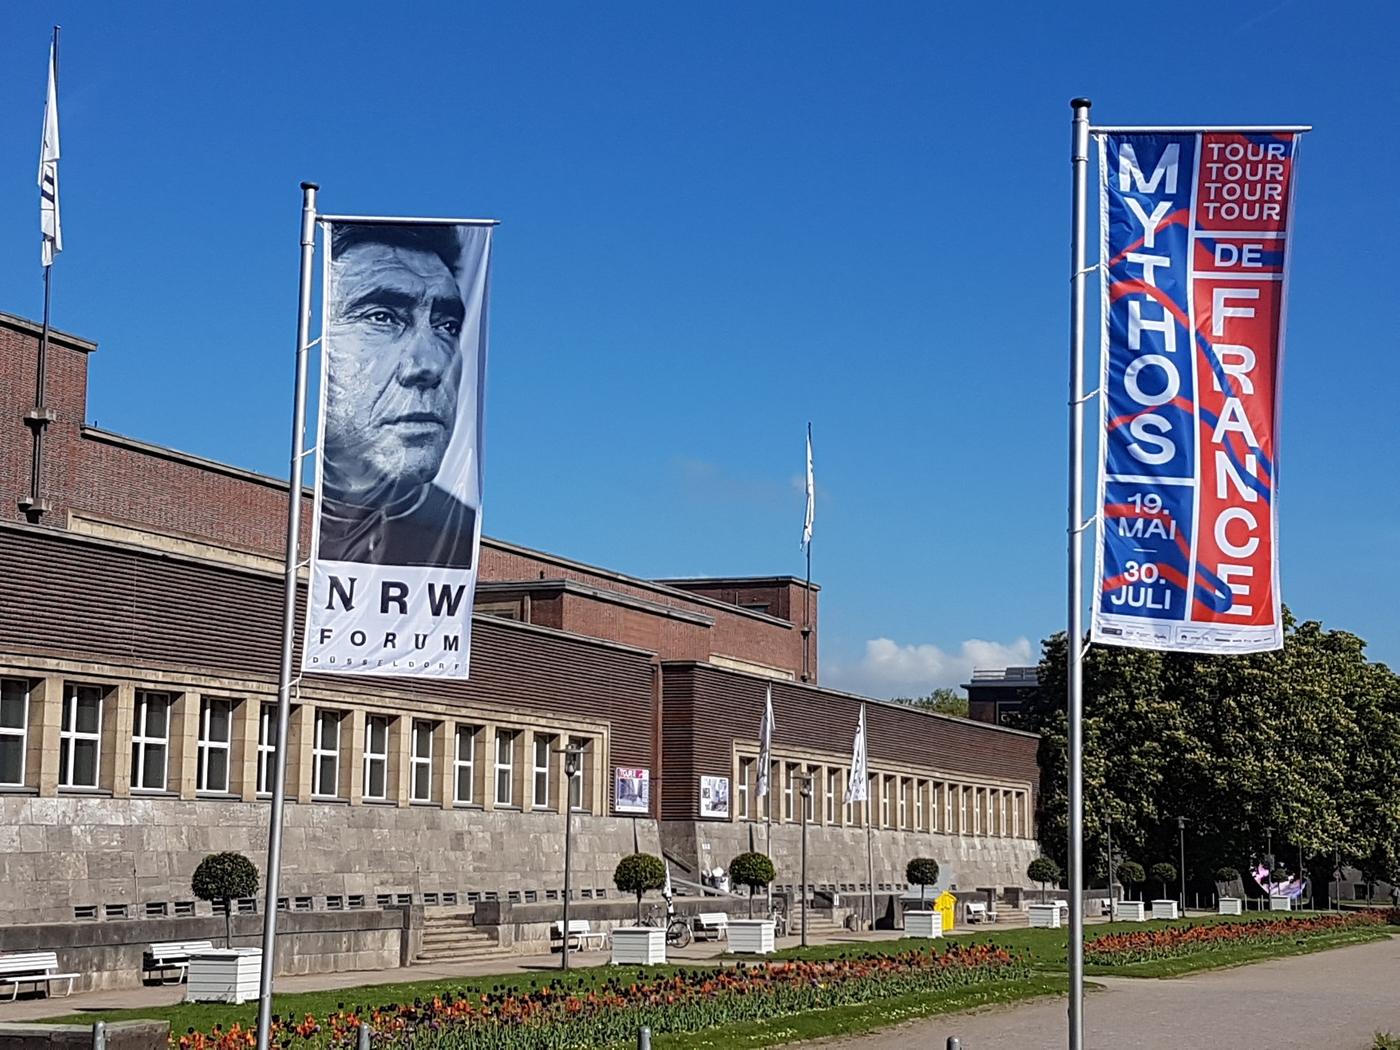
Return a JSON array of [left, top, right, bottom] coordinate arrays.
[[1093, 131, 1298, 653], [303, 221, 493, 678]]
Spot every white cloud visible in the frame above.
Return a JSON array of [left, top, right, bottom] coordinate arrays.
[[824, 636, 1034, 698]]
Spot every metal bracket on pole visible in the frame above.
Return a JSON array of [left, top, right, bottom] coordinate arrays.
[[1072, 515, 1096, 535], [1071, 388, 1100, 405]]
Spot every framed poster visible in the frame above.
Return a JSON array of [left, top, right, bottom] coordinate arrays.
[[614, 767, 650, 814], [699, 775, 730, 819]]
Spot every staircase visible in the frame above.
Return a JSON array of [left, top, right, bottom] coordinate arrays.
[[414, 909, 509, 964], [788, 900, 846, 939]]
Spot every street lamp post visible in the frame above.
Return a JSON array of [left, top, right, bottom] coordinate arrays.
[[1177, 817, 1187, 912], [558, 747, 583, 972], [1106, 815, 1116, 911], [795, 773, 814, 948]]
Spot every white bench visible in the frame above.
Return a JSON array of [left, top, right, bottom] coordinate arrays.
[[0, 951, 80, 1001], [693, 912, 728, 941], [144, 940, 215, 984], [964, 902, 988, 924], [550, 920, 608, 951]]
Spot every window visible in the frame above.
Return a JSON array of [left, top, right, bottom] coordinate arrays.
[[897, 778, 908, 829], [881, 775, 893, 828], [362, 715, 390, 800], [313, 709, 342, 798], [454, 725, 477, 804], [196, 697, 233, 793], [914, 780, 925, 832], [257, 703, 279, 795], [841, 768, 852, 825], [972, 787, 982, 835], [0, 679, 29, 787], [130, 690, 172, 791], [532, 734, 554, 810], [946, 783, 956, 833], [737, 758, 752, 820], [826, 768, 838, 825], [567, 736, 587, 812], [494, 729, 517, 807], [784, 762, 799, 822], [1013, 792, 1023, 838], [1000, 792, 1009, 837], [411, 720, 434, 802]]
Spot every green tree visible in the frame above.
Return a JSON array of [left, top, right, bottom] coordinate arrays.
[[1026, 858, 1060, 903], [1020, 613, 1400, 901], [728, 852, 776, 918], [905, 858, 940, 906], [1150, 862, 1177, 900], [613, 853, 666, 924], [894, 688, 970, 719], [1116, 861, 1145, 901], [191, 852, 259, 947]]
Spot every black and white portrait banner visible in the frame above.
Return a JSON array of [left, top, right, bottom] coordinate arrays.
[[302, 220, 493, 679]]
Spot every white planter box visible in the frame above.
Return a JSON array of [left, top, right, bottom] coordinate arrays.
[[1218, 897, 1243, 915], [905, 910, 943, 938], [1112, 901, 1146, 922], [1269, 896, 1292, 912], [727, 919, 776, 954], [1027, 904, 1062, 928], [185, 948, 261, 1004], [1151, 900, 1180, 920], [610, 927, 665, 966]]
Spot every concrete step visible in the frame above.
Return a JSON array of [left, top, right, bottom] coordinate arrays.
[[421, 933, 497, 947], [415, 946, 512, 963]]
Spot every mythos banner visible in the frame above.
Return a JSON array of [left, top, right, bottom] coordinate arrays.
[[303, 220, 493, 678], [1092, 130, 1299, 654]]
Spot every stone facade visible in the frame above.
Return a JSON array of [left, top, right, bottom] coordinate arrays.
[[0, 795, 659, 926], [682, 820, 1040, 898]]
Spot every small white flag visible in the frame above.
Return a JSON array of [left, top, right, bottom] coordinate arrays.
[[801, 423, 814, 550], [39, 37, 62, 268], [663, 860, 673, 899], [844, 703, 868, 804], [757, 683, 775, 798]]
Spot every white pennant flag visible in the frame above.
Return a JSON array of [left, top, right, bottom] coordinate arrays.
[[663, 860, 673, 899], [757, 682, 775, 798], [800, 423, 814, 550], [844, 703, 868, 803], [38, 38, 62, 268]]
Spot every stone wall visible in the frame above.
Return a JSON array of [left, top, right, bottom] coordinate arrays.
[[0, 795, 661, 926], [0, 1021, 167, 1050], [0, 910, 408, 993], [674, 820, 1040, 896]]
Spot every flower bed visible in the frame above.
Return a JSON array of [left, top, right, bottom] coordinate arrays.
[[1085, 911, 1387, 966], [176, 944, 1025, 1049]]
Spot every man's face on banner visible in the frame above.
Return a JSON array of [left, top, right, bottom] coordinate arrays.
[[325, 240, 466, 502]]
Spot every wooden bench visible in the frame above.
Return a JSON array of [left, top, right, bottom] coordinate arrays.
[[143, 940, 215, 984], [550, 920, 608, 951], [693, 912, 729, 941], [0, 951, 80, 1001]]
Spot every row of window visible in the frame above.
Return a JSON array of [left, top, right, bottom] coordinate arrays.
[[733, 756, 1031, 838], [2, 677, 593, 812]]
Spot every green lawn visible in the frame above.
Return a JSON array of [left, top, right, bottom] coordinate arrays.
[[40, 912, 1392, 1046]]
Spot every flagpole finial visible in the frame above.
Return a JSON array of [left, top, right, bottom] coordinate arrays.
[[1071, 97, 1092, 110], [300, 181, 320, 192]]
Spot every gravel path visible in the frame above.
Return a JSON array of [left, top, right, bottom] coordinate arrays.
[[813, 935, 1400, 1049]]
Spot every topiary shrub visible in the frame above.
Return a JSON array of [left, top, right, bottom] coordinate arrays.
[[1215, 865, 1241, 883], [1026, 857, 1061, 904], [1115, 860, 1146, 901], [613, 853, 666, 924], [906, 858, 940, 906], [1150, 862, 1177, 901], [729, 852, 776, 918], [192, 852, 260, 947]]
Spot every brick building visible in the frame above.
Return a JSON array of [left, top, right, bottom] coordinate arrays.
[[964, 666, 1041, 727], [0, 310, 1039, 971]]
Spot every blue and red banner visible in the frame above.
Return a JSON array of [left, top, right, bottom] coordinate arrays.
[[1092, 130, 1300, 654]]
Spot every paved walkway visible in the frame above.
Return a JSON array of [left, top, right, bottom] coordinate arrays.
[[815, 936, 1400, 1049]]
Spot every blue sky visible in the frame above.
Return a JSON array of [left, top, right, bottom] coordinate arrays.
[[3, 2, 1396, 695]]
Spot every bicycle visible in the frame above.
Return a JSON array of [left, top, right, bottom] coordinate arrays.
[[642, 905, 694, 948]]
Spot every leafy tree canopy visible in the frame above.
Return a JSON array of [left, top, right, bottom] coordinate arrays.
[[1020, 612, 1400, 893], [893, 687, 969, 719]]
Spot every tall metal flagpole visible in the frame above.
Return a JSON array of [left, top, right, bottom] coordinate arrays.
[[1066, 97, 1092, 1050], [255, 181, 319, 1050], [802, 421, 812, 682], [28, 25, 61, 521]]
